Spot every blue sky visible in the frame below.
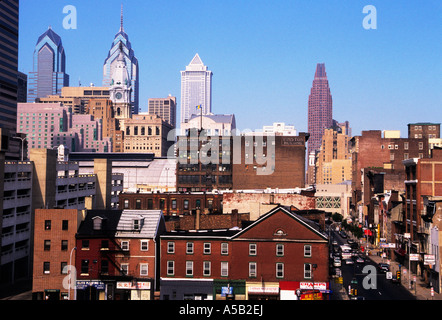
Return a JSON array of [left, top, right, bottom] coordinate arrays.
[[18, 0, 442, 136]]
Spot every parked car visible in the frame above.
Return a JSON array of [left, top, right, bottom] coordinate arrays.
[[356, 257, 365, 264], [378, 263, 390, 273], [345, 259, 354, 265], [333, 258, 341, 267]]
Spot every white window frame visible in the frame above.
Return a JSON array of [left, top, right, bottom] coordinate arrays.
[[167, 260, 174, 275], [167, 241, 175, 254], [221, 262, 229, 277], [304, 263, 312, 279], [276, 263, 284, 278], [186, 261, 194, 276], [249, 262, 257, 278], [203, 261, 211, 276], [140, 240, 149, 251], [221, 243, 229, 255], [276, 244, 284, 256], [249, 243, 257, 256], [204, 243, 211, 255], [186, 242, 194, 254], [304, 245, 312, 257], [140, 263, 148, 276], [121, 240, 129, 251]]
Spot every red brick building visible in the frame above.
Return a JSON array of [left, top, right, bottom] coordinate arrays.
[[32, 209, 81, 300], [350, 130, 429, 217], [75, 209, 165, 300], [160, 206, 329, 300]]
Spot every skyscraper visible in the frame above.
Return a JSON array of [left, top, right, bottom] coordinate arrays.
[[103, 5, 139, 115], [307, 63, 333, 156], [148, 96, 177, 128], [180, 53, 212, 125], [27, 27, 69, 102]]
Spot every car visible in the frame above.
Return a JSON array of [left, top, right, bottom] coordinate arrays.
[[356, 257, 365, 264], [332, 240, 338, 245], [345, 259, 354, 265], [333, 258, 341, 267], [378, 263, 390, 273]]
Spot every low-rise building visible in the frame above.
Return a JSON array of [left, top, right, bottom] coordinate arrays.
[[160, 206, 329, 300]]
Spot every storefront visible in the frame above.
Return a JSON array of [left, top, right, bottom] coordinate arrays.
[[115, 280, 153, 300], [160, 278, 214, 300], [76, 280, 106, 300], [279, 281, 331, 300], [213, 280, 246, 300], [246, 282, 280, 300]]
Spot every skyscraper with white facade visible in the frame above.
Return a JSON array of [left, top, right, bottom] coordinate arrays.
[[180, 53, 212, 126]]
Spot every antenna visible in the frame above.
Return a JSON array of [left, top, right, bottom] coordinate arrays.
[[120, 3, 124, 32]]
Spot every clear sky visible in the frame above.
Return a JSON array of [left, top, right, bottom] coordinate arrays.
[[18, 0, 442, 136]]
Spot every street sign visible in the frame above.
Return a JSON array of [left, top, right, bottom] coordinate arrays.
[[410, 254, 419, 261], [424, 255, 436, 265], [386, 272, 392, 279]]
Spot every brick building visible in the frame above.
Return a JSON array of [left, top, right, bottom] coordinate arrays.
[[32, 209, 82, 300], [350, 130, 429, 220], [119, 192, 223, 216], [176, 132, 309, 192], [160, 206, 329, 300], [75, 209, 165, 300]]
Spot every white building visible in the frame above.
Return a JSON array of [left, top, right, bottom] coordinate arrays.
[[180, 113, 236, 136], [180, 54, 212, 125]]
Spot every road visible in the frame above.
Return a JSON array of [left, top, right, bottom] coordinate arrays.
[[330, 229, 415, 300]]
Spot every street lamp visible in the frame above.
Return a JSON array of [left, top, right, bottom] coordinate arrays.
[[68, 247, 77, 300], [12, 135, 26, 161]]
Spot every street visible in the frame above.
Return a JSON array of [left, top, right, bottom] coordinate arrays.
[[330, 229, 416, 300]]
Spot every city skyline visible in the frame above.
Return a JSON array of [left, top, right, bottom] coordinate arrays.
[[18, 0, 442, 136]]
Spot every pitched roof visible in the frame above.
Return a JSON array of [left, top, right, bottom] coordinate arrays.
[[189, 53, 203, 66], [77, 210, 123, 237], [115, 210, 164, 238]]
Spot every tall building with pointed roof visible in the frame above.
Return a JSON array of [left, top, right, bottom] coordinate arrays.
[[307, 63, 333, 156], [103, 5, 139, 115], [109, 44, 132, 119], [27, 27, 69, 102], [180, 53, 212, 126]]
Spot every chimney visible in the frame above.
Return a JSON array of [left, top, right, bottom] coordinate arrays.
[[231, 209, 239, 227], [196, 208, 201, 230]]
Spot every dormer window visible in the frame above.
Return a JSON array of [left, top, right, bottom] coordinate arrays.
[[93, 217, 103, 231], [133, 219, 140, 230]]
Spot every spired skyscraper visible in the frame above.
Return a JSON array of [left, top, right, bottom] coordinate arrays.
[[27, 27, 69, 102], [307, 63, 333, 156], [180, 53, 212, 126], [103, 5, 139, 115], [306, 63, 333, 185]]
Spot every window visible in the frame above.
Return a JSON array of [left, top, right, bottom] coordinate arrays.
[[44, 240, 51, 251], [101, 260, 109, 275], [171, 199, 177, 210], [99, 240, 108, 250], [124, 199, 129, 209], [133, 219, 140, 230], [61, 262, 68, 274], [221, 243, 229, 255], [304, 245, 312, 257], [81, 260, 89, 275], [45, 220, 51, 230], [186, 242, 194, 254], [304, 264, 312, 279], [249, 262, 257, 278], [183, 200, 189, 210], [249, 243, 257, 256], [221, 262, 229, 277], [167, 261, 175, 275], [120, 264, 129, 275], [61, 240, 68, 251], [276, 244, 284, 256], [135, 199, 141, 209], [276, 263, 284, 278], [141, 240, 149, 251], [186, 261, 193, 276], [204, 243, 211, 255], [147, 199, 153, 209], [140, 264, 149, 276], [62, 220, 69, 230], [404, 142, 409, 150], [81, 240, 89, 250], [167, 241, 175, 254], [93, 218, 102, 231], [121, 241, 129, 251], [203, 261, 211, 276], [43, 262, 50, 274], [419, 142, 424, 150]]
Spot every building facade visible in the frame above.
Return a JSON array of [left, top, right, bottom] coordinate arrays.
[[27, 27, 69, 103], [307, 63, 333, 159], [148, 96, 177, 129], [180, 54, 212, 125], [160, 206, 330, 300]]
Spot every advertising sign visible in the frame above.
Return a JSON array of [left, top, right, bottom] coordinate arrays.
[[409, 254, 419, 261], [424, 255, 436, 265]]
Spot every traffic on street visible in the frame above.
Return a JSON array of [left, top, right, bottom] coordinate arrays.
[[329, 226, 416, 300]]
